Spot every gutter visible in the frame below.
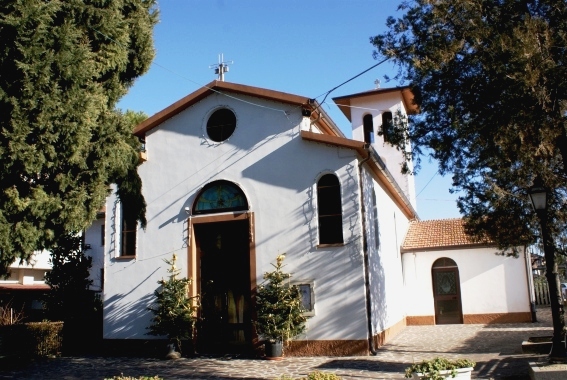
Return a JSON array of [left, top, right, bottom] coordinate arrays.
[[300, 130, 418, 220]]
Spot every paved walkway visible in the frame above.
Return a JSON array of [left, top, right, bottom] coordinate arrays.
[[0, 307, 556, 379]]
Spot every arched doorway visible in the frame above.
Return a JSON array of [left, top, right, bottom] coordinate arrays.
[[432, 258, 463, 324], [189, 180, 255, 353]]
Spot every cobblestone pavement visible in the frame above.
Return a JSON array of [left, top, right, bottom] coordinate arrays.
[[0, 308, 556, 380]]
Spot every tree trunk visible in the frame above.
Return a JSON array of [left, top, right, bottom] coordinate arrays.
[[540, 210, 567, 362]]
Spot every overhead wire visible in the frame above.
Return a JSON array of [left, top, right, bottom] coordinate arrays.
[[313, 58, 390, 106], [416, 171, 438, 197], [89, 25, 397, 134], [88, 26, 291, 117]]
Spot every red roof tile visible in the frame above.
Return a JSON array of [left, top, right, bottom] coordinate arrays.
[[401, 218, 490, 252]]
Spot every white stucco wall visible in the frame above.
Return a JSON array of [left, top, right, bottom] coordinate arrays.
[[402, 247, 531, 317], [102, 92, 373, 341], [8, 250, 51, 270], [361, 170, 410, 335], [2, 250, 50, 285]]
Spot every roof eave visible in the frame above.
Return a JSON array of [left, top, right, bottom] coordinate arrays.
[[400, 242, 494, 253], [133, 81, 321, 137], [300, 130, 417, 220], [332, 86, 419, 122]]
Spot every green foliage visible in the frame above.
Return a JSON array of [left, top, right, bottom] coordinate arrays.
[[255, 254, 306, 343], [300, 372, 342, 380], [276, 372, 342, 380], [43, 234, 102, 323], [104, 375, 162, 380], [1, 321, 63, 359], [371, 1, 567, 353], [371, 0, 567, 254], [147, 254, 199, 354], [0, 0, 158, 275], [405, 358, 475, 380], [105, 376, 162, 380]]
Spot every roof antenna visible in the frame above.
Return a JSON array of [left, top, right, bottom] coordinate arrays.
[[209, 54, 233, 81]]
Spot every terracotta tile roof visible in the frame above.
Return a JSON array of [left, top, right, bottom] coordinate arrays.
[[401, 218, 490, 252]]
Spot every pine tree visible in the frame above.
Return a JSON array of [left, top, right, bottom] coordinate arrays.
[[0, 0, 157, 275], [148, 254, 199, 354], [255, 254, 306, 343], [371, 0, 567, 361]]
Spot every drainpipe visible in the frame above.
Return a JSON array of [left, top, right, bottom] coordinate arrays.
[[358, 145, 378, 355]]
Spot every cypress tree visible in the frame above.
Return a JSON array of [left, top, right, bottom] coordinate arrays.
[[0, 1, 157, 274]]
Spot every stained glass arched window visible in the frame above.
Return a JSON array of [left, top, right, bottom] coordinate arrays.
[[432, 257, 458, 268], [193, 180, 248, 215]]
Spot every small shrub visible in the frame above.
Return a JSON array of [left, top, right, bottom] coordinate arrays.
[[300, 372, 342, 380], [1, 321, 63, 359], [276, 372, 342, 380], [104, 376, 163, 380], [26, 321, 63, 357], [255, 254, 306, 344], [147, 254, 199, 354], [405, 357, 475, 380]]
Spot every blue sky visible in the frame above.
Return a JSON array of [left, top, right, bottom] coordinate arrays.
[[118, 0, 461, 220]]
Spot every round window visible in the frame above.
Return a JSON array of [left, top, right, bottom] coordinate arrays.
[[206, 108, 236, 142]]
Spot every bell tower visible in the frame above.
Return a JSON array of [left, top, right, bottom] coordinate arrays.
[[333, 86, 418, 208]]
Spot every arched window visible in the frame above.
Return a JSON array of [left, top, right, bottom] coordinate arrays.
[[317, 174, 343, 244], [432, 257, 458, 268], [193, 180, 248, 215], [381, 111, 393, 142], [363, 114, 374, 144], [207, 108, 236, 142]]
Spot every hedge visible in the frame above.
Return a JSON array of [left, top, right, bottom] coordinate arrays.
[[0, 321, 63, 359]]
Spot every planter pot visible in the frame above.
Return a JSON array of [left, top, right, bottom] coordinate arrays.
[[411, 367, 473, 380], [264, 341, 283, 360], [165, 343, 181, 360]]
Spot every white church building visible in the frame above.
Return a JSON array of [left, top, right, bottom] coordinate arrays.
[[77, 81, 533, 355]]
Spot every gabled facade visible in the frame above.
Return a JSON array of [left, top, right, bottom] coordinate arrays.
[[99, 81, 417, 355]]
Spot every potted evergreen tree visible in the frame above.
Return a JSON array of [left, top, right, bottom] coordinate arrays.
[[255, 254, 306, 359], [148, 254, 199, 358]]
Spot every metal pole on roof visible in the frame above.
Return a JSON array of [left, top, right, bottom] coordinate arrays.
[[209, 54, 233, 81]]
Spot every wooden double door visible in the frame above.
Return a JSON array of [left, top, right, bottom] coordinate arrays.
[[194, 219, 253, 353]]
